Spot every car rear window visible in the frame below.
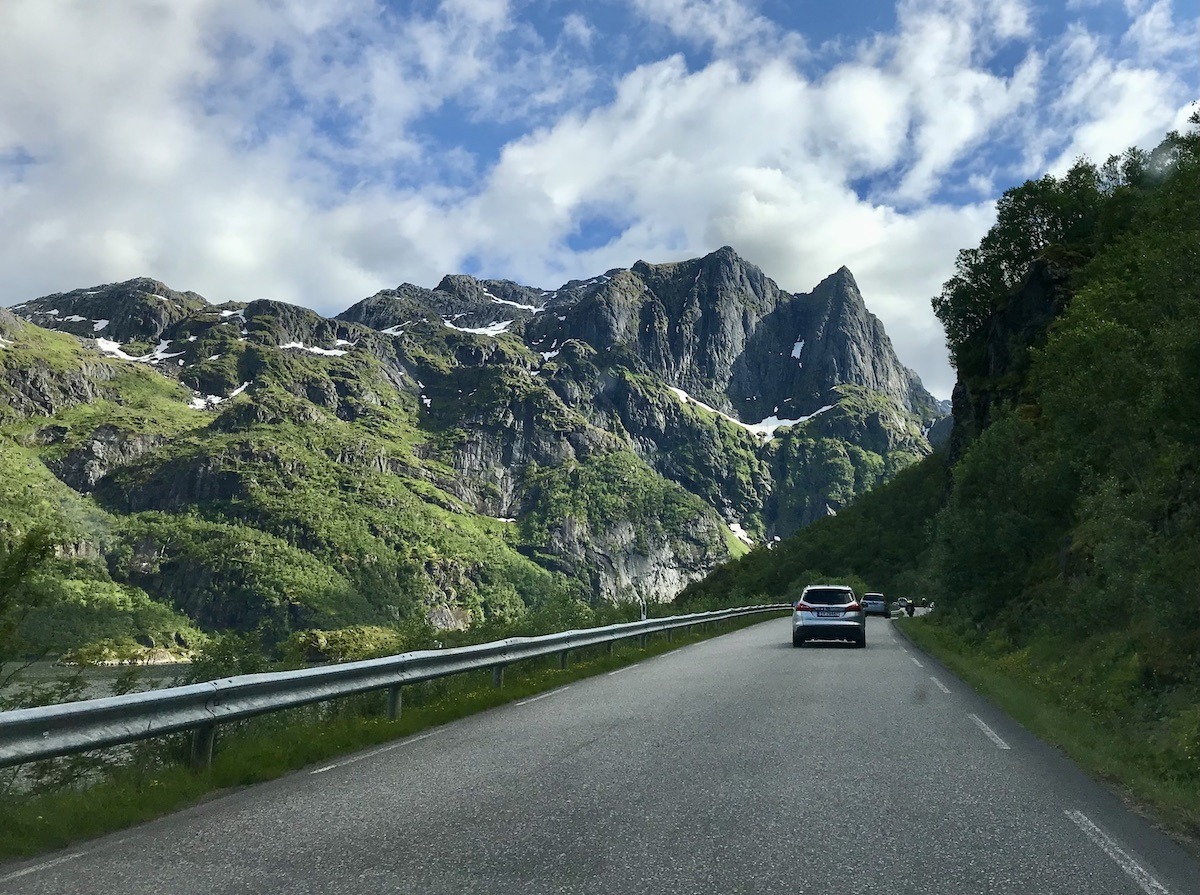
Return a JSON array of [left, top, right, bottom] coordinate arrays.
[[865, 593, 884, 600], [803, 588, 854, 605]]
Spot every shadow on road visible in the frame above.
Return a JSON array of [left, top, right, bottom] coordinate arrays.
[[769, 640, 862, 650]]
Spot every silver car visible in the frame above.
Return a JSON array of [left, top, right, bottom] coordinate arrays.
[[861, 593, 888, 616], [791, 585, 866, 648]]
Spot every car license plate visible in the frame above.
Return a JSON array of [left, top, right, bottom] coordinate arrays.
[[816, 610, 840, 617]]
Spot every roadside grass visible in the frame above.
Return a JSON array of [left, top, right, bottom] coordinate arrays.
[[0, 612, 786, 861], [896, 616, 1200, 849]]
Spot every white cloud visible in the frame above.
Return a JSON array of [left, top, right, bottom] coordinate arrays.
[[814, 64, 912, 173], [886, 0, 1042, 200], [1036, 11, 1192, 173], [562, 13, 596, 48], [627, 0, 805, 59], [1121, 0, 1199, 65]]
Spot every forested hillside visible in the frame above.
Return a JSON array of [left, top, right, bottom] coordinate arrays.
[[683, 118, 1200, 826]]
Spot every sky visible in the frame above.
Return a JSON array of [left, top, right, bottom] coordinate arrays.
[[0, 0, 1196, 398]]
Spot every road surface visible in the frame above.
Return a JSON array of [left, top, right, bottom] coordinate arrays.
[[2, 617, 1196, 894]]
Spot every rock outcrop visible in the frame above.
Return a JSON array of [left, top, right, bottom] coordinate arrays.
[[47, 425, 167, 492], [949, 259, 1070, 457]]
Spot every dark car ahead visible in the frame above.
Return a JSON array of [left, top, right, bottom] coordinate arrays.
[[791, 585, 866, 648]]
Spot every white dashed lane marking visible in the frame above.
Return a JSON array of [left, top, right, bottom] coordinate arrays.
[[930, 676, 950, 694], [1065, 810, 1170, 894], [910, 656, 924, 668], [0, 852, 87, 884], [968, 713, 1011, 750], [310, 731, 439, 775], [515, 687, 569, 707]]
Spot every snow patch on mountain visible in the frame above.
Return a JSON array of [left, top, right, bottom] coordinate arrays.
[[443, 319, 513, 337], [96, 338, 183, 364], [485, 291, 542, 312], [281, 341, 348, 357], [728, 521, 754, 547], [188, 381, 251, 410], [745, 406, 835, 438], [668, 387, 836, 441]]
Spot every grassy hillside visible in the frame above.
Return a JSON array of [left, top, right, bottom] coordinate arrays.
[[0, 308, 737, 660]]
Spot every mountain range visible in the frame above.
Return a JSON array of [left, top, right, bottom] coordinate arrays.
[[0, 246, 945, 656]]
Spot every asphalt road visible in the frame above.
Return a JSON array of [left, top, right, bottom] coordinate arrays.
[[3, 617, 1197, 894]]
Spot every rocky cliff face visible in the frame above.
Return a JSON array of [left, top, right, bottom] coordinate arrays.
[[12, 278, 209, 343], [333, 246, 938, 422], [949, 259, 1069, 458], [45, 424, 167, 492], [2, 247, 946, 636], [547, 516, 726, 603]]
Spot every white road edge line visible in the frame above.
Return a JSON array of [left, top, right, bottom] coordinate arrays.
[[911, 656, 924, 668], [968, 713, 1011, 750], [0, 851, 87, 883], [515, 687, 569, 707], [309, 731, 439, 775], [930, 676, 950, 694], [607, 667, 628, 676], [1064, 809, 1171, 895]]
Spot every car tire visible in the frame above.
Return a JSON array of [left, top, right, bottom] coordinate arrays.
[[855, 634, 866, 649], [792, 633, 805, 648]]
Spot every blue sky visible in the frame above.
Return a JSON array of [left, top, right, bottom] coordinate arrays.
[[0, 0, 1196, 397]]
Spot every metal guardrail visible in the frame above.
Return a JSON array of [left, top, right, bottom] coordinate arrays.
[[0, 605, 787, 770]]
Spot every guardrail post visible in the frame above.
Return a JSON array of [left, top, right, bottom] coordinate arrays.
[[492, 665, 505, 688], [638, 633, 647, 649], [606, 641, 615, 655], [190, 722, 216, 770], [557, 650, 569, 670], [386, 685, 402, 721], [666, 628, 673, 642]]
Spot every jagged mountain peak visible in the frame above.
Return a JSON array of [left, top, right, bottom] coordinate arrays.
[[807, 266, 872, 327], [7, 249, 940, 428], [692, 244, 749, 268], [9, 277, 210, 343], [702, 245, 762, 275], [434, 273, 485, 297], [632, 244, 758, 278], [811, 264, 861, 296]]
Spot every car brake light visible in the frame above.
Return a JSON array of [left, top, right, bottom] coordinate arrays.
[[796, 602, 814, 611], [846, 602, 861, 611]]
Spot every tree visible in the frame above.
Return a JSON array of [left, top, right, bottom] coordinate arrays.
[[0, 527, 55, 660], [933, 160, 1103, 360]]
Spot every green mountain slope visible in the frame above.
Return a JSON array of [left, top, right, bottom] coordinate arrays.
[[0, 248, 942, 659]]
